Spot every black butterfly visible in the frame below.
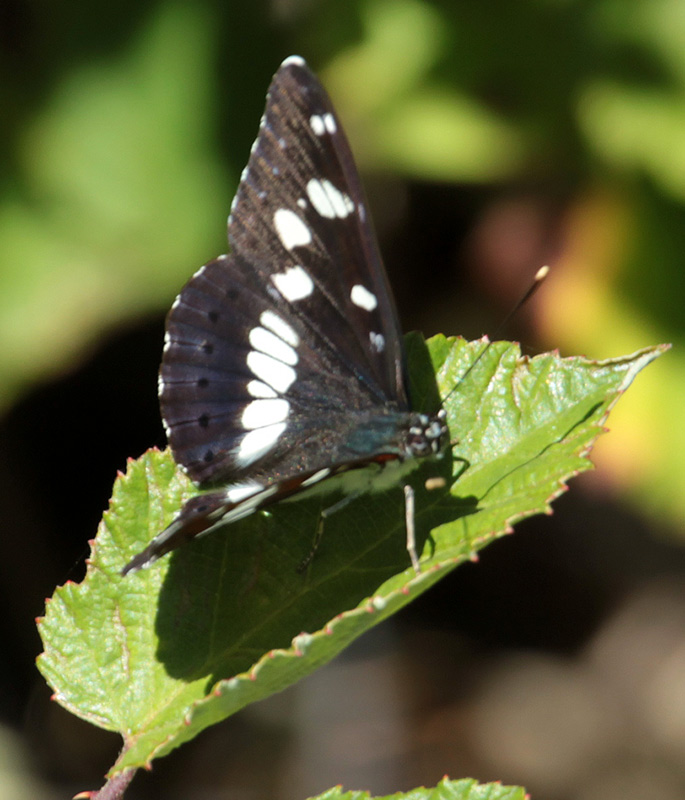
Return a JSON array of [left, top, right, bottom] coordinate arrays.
[[122, 56, 447, 577]]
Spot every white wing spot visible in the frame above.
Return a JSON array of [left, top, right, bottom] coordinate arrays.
[[351, 284, 378, 311], [247, 351, 297, 393], [260, 310, 300, 347], [247, 380, 278, 399], [323, 113, 336, 133], [219, 484, 279, 523], [249, 326, 298, 365], [273, 208, 312, 249], [282, 55, 306, 68], [310, 115, 325, 136], [306, 178, 354, 219], [370, 332, 385, 352], [271, 265, 314, 301], [236, 424, 286, 466], [225, 481, 263, 503], [241, 398, 290, 430], [297, 198, 307, 209]]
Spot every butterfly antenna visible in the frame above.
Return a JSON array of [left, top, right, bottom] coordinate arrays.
[[442, 265, 549, 404]]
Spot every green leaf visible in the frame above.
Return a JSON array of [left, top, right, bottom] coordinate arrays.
[[307, 776, 526, 800], [36, 334, 666, 773]]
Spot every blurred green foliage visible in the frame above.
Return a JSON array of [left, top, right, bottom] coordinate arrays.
[[1, 0, 681, 526], [0, 4, 228, 405]]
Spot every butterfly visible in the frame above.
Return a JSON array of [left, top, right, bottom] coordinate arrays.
[[122, 56, 447, 577]]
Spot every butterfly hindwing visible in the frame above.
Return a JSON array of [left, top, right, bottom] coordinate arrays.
[[160, 250, 408, 488]]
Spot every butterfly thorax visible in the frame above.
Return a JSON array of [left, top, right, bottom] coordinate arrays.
[[327, 406, 443, 462]]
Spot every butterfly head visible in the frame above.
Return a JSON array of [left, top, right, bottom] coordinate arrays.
[[405, 409, 448, 459]]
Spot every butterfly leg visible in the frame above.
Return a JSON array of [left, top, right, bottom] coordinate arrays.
[[300, 486, 422, 574], [297, 492, 360, 573], [404, 484, 421, 574]]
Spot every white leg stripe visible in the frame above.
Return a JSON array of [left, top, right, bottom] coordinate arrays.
[[271, 265, 314, 301], [259, 310, 300, 347], [247, 351, 297, 394], [351, 284, 378, 311], [247, 380, 278, 399], [241, 398, 290, 430], [306, 178, 354, 219], [236, 423, 286, 466], [249, 326, 298, 365], [274, 208, 312, 250]]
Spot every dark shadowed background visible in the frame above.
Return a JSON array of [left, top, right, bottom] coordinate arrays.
[[1, 1, 683, 798]]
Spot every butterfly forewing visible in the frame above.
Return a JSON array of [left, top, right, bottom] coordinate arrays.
[[229, 57, 407, 405]]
